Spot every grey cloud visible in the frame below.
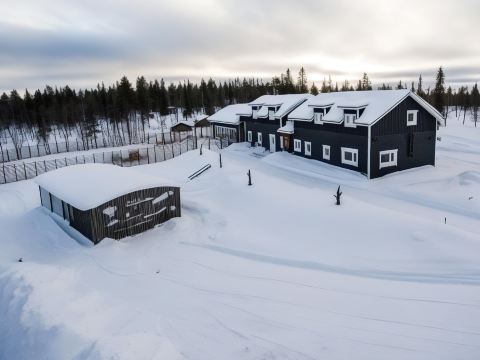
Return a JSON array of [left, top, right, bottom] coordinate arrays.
[[1, 0, 479, 92]]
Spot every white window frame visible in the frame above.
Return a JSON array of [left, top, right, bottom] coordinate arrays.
[[344, 113, 357, 128], [294, 139, 302, 152], [314, 112, 324, 124], [407, 110, 418, 126], [379, 149, 398, 169], [322, 145, 330, 160], [268, 109, 275, 120], [215, 125, 237, 141], [247, 131, 252, 142], [257, 132, 262, 146], [304, 141, 311, 156], [341, 147, 358, 167], [252, 108, 258, 119]]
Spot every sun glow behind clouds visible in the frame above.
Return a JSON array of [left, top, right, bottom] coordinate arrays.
[[0, 0, 479, 92]]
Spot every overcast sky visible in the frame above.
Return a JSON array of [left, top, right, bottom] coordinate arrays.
[[1, 0, 479, 93]]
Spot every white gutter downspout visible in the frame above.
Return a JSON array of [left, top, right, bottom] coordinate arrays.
[[367, 125, 371, 179]]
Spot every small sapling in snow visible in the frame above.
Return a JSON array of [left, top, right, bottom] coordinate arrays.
[[219, 153, 222, 168], [247, 169, 252, 186], [200, 144, 203, 156], [334, 186, 342, 205]]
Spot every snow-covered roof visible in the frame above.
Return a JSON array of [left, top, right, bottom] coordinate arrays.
[[35, 164, 170, 210], [288, 90, 445, 126], [249, 94, 313, 119], [277, 121, 294, 134], [207, 104, 251, 125]]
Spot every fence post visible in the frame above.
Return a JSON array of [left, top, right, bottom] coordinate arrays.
[[44, 160, 47, 171], [14, 164, 18, 181], [55, 137, 59, 153], [2, 165, 6, 183], [55, 159, 58, 169], [171, 144, 174, 158], [83, 155, 85, 164], [34, 161, 38, 177], [120, 152, 123, 167], [23, 163, 27, 179], [65, 157, 67, 167], [103, 152, 105, 163], [154, 147, 157, 163], [208, 138, 210, 150], [93, 154, 96, 163], [163, 145, 166, 161], [28, 144, 32, 158]]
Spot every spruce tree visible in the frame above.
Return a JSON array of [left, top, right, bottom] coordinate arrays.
[[297, 67, 308, 93], [432, 66, 446, 116], [310, 82, 319, 95], [471, 83, 479, 127], [417, 74, 425, 98]]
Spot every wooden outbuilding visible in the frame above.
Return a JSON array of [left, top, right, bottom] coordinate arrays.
[[35, 164, 181, 244]]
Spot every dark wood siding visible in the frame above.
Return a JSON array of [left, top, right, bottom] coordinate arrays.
[[39, 186, 181, 244], [370, 96, 437, 178], [90, 186, 181, 243], [246, 120, 283, 151], [294, 121, 368, 174]]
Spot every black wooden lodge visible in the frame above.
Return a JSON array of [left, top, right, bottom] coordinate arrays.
[[207, 90, 444, 179], [35, 163, 181, 244]]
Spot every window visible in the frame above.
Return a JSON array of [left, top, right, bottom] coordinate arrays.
[[257, 132, 262, 145], [304, 141, 311, 156], [379, 149, 398, 169], [344, 113, 357, 128], [294, 139, 302, 152], [408, 132, 415, 157], [407, 110, 418, 126], [314, 112, 324, 124], [268, 108, 275, 120], [215, 125, 237, 141], [323, 145, 330, 160], [247, 131, 252, 142], [341, 147, 358, 167]]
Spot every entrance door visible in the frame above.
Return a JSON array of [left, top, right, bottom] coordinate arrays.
[[269, 134, 276, 152], [284, 135, 290, 152]]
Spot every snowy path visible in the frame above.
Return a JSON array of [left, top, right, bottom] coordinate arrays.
[[0, 117, 479, 359]]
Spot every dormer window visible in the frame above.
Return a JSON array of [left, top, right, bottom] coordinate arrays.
[[314, 112, 324, 124], [252, 106, 259, 119], [268, 107, 275, 120], [344, 113, 357, 128]]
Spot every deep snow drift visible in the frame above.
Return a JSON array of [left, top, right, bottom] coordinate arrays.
[[0, 115, 479, 360]]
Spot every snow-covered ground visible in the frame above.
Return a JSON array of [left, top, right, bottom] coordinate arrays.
[[0, 114, 479, 360]]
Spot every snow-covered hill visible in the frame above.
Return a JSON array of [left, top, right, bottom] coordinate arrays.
[[0, 115, 479, 360]]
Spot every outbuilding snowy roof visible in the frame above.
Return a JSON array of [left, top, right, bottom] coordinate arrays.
[[35, 164, 169, 211], [288, 90, 445, 126], [207, 104, 251, 125], [249, 94, 313, 119]]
